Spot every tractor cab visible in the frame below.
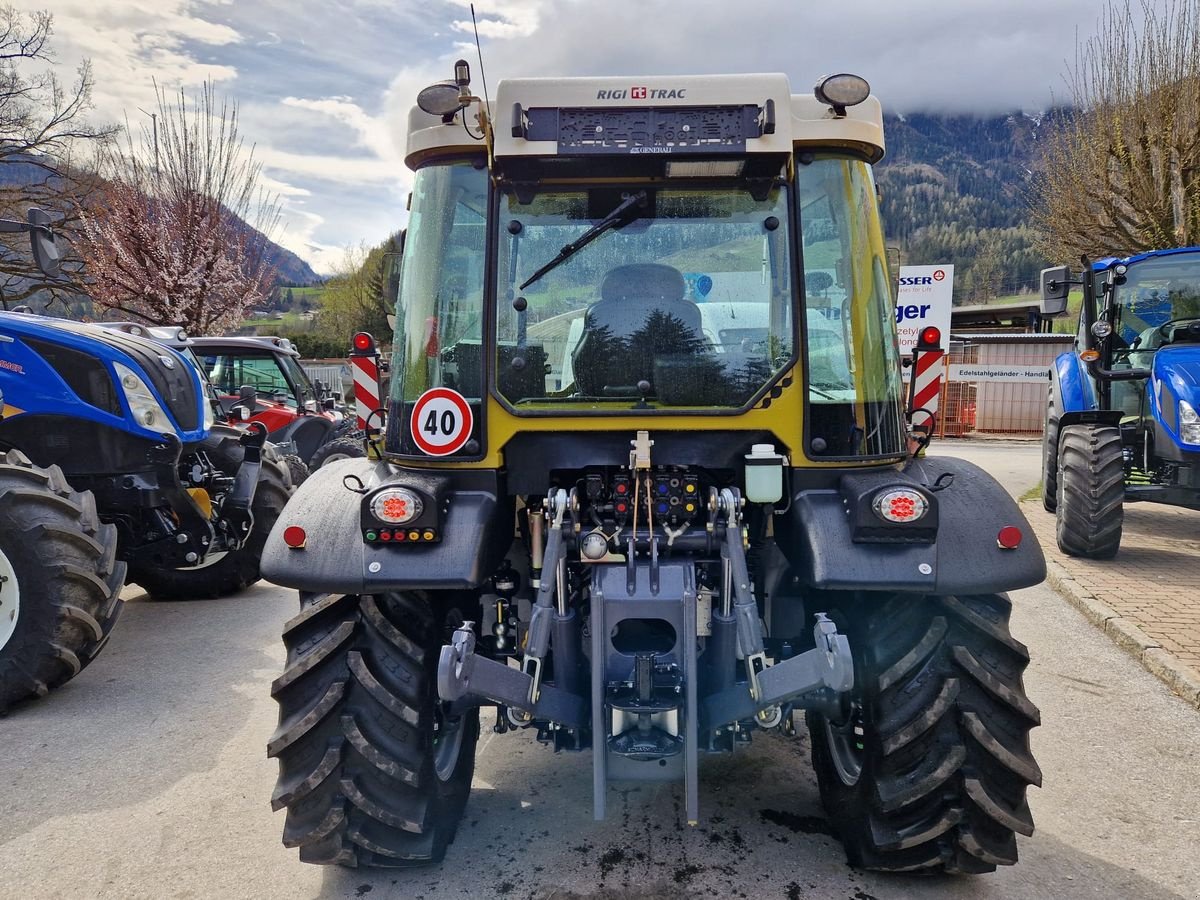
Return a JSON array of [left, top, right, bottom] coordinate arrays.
[[387, 72, 905, 463], [1046, 249, 1200, 460]]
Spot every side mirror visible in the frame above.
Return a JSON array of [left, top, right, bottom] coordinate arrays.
[[238, 385, 257, 402], [1040, 265, 1071, 316], [27, 208, 61, 277], [322, 397, 336, 410]]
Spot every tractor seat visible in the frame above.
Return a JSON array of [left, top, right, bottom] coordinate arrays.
[[571, 263, 705, 396]]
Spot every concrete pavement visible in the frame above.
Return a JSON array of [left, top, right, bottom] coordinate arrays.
[[1025, 502, 1200, 709], [3, 449, 1200, 897], [928, 438, 1200, 709]]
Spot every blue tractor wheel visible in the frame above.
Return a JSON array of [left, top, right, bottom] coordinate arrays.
[[0, 450, 126, 712], [1041, 388, 1060, 513], [1055, 424, 1124, 558]]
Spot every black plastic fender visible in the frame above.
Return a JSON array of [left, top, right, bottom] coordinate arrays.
[[261, 458, 512, 594], [271, 414, 335, 462], [775, 456, 1046, 595]]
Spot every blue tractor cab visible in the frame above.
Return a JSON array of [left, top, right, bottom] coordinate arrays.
[[1041, 248, 1200, 557]]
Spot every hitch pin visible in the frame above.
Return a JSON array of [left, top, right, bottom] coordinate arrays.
[[746, 651, 767, 702], [523, 655, 544, 705]]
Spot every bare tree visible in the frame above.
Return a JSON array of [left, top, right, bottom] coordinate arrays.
[[77, 82, 280, 334], [1031, 0, 1200, 259], [0, 5, 112, 308]]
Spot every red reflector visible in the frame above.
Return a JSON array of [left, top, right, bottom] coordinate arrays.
[[920, 326, 941, 348], [997, 526, 1022, 550], [282, 525, 306, 549], [353, 332, 374, 353]]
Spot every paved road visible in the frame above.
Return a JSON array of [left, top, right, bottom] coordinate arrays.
[[3, 441, 1199, 900], [927, 438, 1040, 501]]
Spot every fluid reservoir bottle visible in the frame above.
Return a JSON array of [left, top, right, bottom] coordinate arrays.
[[744, 443, 784, 504]]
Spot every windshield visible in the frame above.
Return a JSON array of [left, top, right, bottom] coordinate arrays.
[[496, 184, 793, 409], [203, 351, 301, 405], [797, 155, 905, 458], [1111, 254, 1200, 351]]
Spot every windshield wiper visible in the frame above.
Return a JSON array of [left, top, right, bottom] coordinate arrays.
[[519, 190, 647, 290]]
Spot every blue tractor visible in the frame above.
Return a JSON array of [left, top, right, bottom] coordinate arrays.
[[0, 213, 293, 712], [1041, 249, 1200, 558]]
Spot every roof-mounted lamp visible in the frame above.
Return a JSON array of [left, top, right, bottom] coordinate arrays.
[[813, 73, 871, 117], [417, 59, 476, 123]]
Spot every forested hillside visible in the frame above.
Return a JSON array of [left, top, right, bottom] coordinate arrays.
[[876, 111, 1057, 304]]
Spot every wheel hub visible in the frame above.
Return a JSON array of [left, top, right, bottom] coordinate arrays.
[[432, 703, 466, 782], [0, 548, 19, 651], [824, 701, 865, 787]]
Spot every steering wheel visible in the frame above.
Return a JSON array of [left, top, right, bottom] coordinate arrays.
[[1156, 317, 1200, 343]]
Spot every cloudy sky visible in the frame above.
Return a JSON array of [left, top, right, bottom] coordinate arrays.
[[21, 0, 1114, 274]]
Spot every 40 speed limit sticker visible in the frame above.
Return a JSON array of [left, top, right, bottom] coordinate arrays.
[[409, 387, 474, 456]]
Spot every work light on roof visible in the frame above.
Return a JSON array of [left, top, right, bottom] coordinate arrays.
[[813, 74, 870, 116], [417, 59, 474, 120]]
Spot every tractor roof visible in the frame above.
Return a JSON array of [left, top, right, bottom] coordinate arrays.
[[189, 335, 302, 357], [405, 72, 884, 169], [1092, 247, 1200, 270]]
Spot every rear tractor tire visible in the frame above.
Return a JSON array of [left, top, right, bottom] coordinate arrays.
[[268, 591, 479, 867], [808, 592, 1041, 874], [1041, 388, 1059, 513], [127, 445, 293, 600], [1055, 424, 1124, 559], [308, 436, 367, 470], [0, 450, 126, 713], [283, 453, 310, 488]]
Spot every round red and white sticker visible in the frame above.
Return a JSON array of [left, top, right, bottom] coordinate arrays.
[[409, 387, 473, 456]]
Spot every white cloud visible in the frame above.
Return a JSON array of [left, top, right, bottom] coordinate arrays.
[[20, 0, 1123, 279], [281, 96, 397, 161], [446, 0, 546, 39]]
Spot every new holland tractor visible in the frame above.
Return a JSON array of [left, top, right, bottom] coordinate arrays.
[[0, 214, 293, 712], [1041, 249, 1200, 557], [262, 68, 1047, 874]]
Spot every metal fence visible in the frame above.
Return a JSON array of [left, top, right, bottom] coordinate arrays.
[[935, 334, 1074, 438], [302, 363, 351, 398]]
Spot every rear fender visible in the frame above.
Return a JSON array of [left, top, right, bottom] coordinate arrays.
[[775, 457, 1046, 595], [272, 414, 334, 462], [261, 459, 512, 594]]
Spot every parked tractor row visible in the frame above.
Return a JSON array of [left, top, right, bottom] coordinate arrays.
[[0, 215, 375, 712], [4, 66, 1064, 879]]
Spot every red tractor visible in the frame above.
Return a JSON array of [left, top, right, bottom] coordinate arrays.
[[191, 336, 365, 475]]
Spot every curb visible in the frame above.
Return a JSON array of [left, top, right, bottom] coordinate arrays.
[[1045, 560, 1200, 710]]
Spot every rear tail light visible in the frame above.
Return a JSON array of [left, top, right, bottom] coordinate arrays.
[[873, 489, 928, 523]]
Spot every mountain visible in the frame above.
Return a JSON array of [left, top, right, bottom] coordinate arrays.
[[241, 223, 320, 285], [875, 111, 1057, 304]]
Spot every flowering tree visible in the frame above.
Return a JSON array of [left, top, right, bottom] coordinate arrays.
[[77, 82, 279, 333]]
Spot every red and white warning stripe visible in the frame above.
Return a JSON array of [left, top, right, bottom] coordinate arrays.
[[910, 348, 944, 430], [351, 354, 380, 430]]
